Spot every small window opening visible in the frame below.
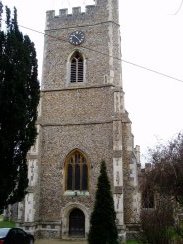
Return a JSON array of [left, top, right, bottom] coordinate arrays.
[[70, 52, 84, 83]]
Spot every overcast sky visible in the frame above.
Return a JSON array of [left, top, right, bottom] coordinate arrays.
[[2, 0, 183, 163]]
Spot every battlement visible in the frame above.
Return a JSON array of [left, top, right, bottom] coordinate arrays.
[[45, 1, 119, 32], [46, 5, 96, 20]]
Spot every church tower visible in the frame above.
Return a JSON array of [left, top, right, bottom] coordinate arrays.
[[16, 0, 140, 241]]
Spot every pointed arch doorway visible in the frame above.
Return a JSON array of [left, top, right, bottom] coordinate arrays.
[[69, 208, 85, 237]]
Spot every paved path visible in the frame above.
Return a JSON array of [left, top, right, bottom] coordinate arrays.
[[35, 240, 87, 244]]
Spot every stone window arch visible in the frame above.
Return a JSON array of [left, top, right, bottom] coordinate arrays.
[[70, 51, 84, 83], [65, 149, 89, 191]]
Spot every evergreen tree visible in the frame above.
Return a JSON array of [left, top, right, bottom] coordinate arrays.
[[88, 161, 118, 244], [0, 1, 2, 30], [0, 3, 40, 210]]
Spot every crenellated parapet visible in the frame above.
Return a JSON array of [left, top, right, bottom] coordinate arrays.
[[46, 5, 96, 21], [45, 0, 119, 29], [48, 5, 96, 18]]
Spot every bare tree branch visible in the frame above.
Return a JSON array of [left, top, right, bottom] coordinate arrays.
[[173, 0, 183, 15]]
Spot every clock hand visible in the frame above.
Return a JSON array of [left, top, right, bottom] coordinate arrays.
[[73, 34, 80, 41]]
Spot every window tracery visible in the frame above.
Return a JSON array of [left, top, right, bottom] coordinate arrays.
[[65, 150, 88, 191]]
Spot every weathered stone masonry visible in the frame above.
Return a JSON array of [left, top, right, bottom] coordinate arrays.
[[16, 0, 140, 240]]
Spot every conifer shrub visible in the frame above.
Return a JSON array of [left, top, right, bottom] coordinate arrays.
[[88, 161, 118, 244]]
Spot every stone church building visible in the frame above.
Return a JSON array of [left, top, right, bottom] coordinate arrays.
[[15, 0, 141, 240]]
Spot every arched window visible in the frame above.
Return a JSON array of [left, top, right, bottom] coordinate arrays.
[[65, 150, 88, 191], [70, 51, 84, 83]]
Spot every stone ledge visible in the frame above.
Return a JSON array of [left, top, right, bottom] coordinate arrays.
[[64, 191, 89, 196], [41, 83, 115, 93]]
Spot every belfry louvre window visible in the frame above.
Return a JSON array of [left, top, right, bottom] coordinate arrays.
[[70, 51, 84, 83], [66, 150, 88, 191]]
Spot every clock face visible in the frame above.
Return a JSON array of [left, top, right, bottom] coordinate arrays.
[[69, 30, 85, 45]]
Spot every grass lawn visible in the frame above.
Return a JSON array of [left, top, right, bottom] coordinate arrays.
[[126, 241, 140, 244], [0, 215, 15, 228]]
